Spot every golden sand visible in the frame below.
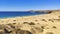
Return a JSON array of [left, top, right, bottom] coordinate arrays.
[[0, 11, 60, 34]]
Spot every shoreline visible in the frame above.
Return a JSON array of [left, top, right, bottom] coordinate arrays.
[[0, 13, 48, 19]]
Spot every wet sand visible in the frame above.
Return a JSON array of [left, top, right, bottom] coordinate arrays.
[[0, 10, 60, 34]]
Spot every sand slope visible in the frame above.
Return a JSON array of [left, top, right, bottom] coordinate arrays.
[[0, 11, 60, 34]]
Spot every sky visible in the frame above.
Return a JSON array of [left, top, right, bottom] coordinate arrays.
[[0, 0, 60, 11]]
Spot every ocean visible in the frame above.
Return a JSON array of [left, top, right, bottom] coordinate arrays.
[[0, 11, 47, 18]]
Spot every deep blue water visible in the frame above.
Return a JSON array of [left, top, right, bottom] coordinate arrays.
[[0, 11, 47, 18]]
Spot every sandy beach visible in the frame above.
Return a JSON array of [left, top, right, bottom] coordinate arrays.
[[0, 10, 60, 34]]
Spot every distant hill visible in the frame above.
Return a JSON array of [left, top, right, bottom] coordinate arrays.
[[28, 10, 60, 14]]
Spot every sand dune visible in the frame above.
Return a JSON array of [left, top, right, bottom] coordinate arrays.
[[0, 11, 60, 34]]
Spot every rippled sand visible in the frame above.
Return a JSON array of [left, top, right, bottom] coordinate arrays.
[[0, 10, 60, 34]]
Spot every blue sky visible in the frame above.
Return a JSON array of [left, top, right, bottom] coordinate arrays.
[[0, 0, 60, 11]]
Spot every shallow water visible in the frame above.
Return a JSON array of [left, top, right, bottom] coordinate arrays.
[[0, 11, 47, 18]]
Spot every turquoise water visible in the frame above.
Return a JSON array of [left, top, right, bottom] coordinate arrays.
[[0, 11, 47, 18]]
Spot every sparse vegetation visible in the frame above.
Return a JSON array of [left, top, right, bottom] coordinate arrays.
[[4, 28, 12, 33], [37, 23, 40, 24], [0, 30, 4, 34], [23, 22, 28, 24], [52, 26, 56, 29], [41, 26, 45, 29], [46, 32, 53, 34], [58, 16, 60, 18], [34, 27, 44, 32], [42, 19, 47, 22], [16, 29, 33, 34], [31, 28, 36, 33], [13, 23, 16, 24], [13, 20, 16, 21], [54, 19, 60, 21], [35, 20, 38, 22], [7, 23, 15, 28], [0, 23, 33, 34], [29, 22, 35, 25], [49, 19, 54, 22], [0, 10, 60, 34], [0, 25, 5, 29]]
